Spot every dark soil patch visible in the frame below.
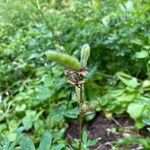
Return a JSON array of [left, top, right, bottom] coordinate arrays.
[[65, 112, 149, 150]]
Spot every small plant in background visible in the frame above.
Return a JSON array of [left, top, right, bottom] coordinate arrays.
[[0, 131, 66, 150], [46, 44, 99, 149]]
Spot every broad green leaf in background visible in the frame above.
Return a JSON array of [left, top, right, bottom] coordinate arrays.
[[116, 72, 139, 88], [22, 110, 37, 130], [39, 131, 52, 150], [64, 107, 79, 119], [36, 86, 53, 101], [51, 144, 65, 150], [20, 137, 36, 150], [127, 103, 145, 119], [0, 137, 10, 150], [135, 51, 149, 59], [143, 119, 150, 126]]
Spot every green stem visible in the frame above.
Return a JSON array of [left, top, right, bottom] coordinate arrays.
[[79, 84, 83, 150]]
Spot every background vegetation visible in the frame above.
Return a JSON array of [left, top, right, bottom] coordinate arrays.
[[0, 0, 150, 149]]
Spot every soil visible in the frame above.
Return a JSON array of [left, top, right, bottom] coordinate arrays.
[[65, 112, 149, 150]]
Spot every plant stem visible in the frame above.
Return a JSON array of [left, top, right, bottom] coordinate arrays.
[[79, 84, 83, 150]]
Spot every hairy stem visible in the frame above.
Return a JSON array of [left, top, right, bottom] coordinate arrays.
[[79, 84, 83, 150]]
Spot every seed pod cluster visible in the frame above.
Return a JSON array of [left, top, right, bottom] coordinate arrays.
[[80, 44, 90, 68], [45, 50, 81, 71]]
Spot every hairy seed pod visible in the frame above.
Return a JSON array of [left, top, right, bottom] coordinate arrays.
[[45, 50, 81, 71], [80, 44, 90, 68]]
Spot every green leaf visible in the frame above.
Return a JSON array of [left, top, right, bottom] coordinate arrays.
[[135, 51, 149, 59], [64, 107, 79, 119], [116, 92, 137, 102], [131, 39, 143, 45], [147, 128, 150, 132], [15, 104, 26, 112], [39, 131, 52, 150], [36, 86, 53, 102], [82, 131, 88, 144], [142, 119, 150, 126], [1, 137, 10, 150], [87, 138, 99, 146], [129, 78, 139, 88], [135, 121, 144, 129], [22, 110, 37, 130], [52, 144, 65, 150], [116, 72, 139, 88], [125, 1, 133, 11], [127, 103, 145, 119], [20, 137, 36, 150]]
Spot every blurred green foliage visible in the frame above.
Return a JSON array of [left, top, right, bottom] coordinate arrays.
[[0, 0, 150, 149]]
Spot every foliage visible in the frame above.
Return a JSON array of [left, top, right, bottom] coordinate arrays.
[[0, 131, 66, 150], [72, 131, 99, 150], [0, 0, 150, 149], [96, 72, 150, 129]]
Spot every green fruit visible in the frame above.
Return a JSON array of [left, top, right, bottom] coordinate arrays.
[[45, 50, 81, 71], [80, 44, 90, 68]]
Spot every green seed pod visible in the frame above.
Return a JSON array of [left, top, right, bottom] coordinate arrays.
[[45, 50, 81, 71], [80, 44, 90, 68]]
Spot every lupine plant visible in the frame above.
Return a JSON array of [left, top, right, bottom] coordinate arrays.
[[46, 44, 98, 149]]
